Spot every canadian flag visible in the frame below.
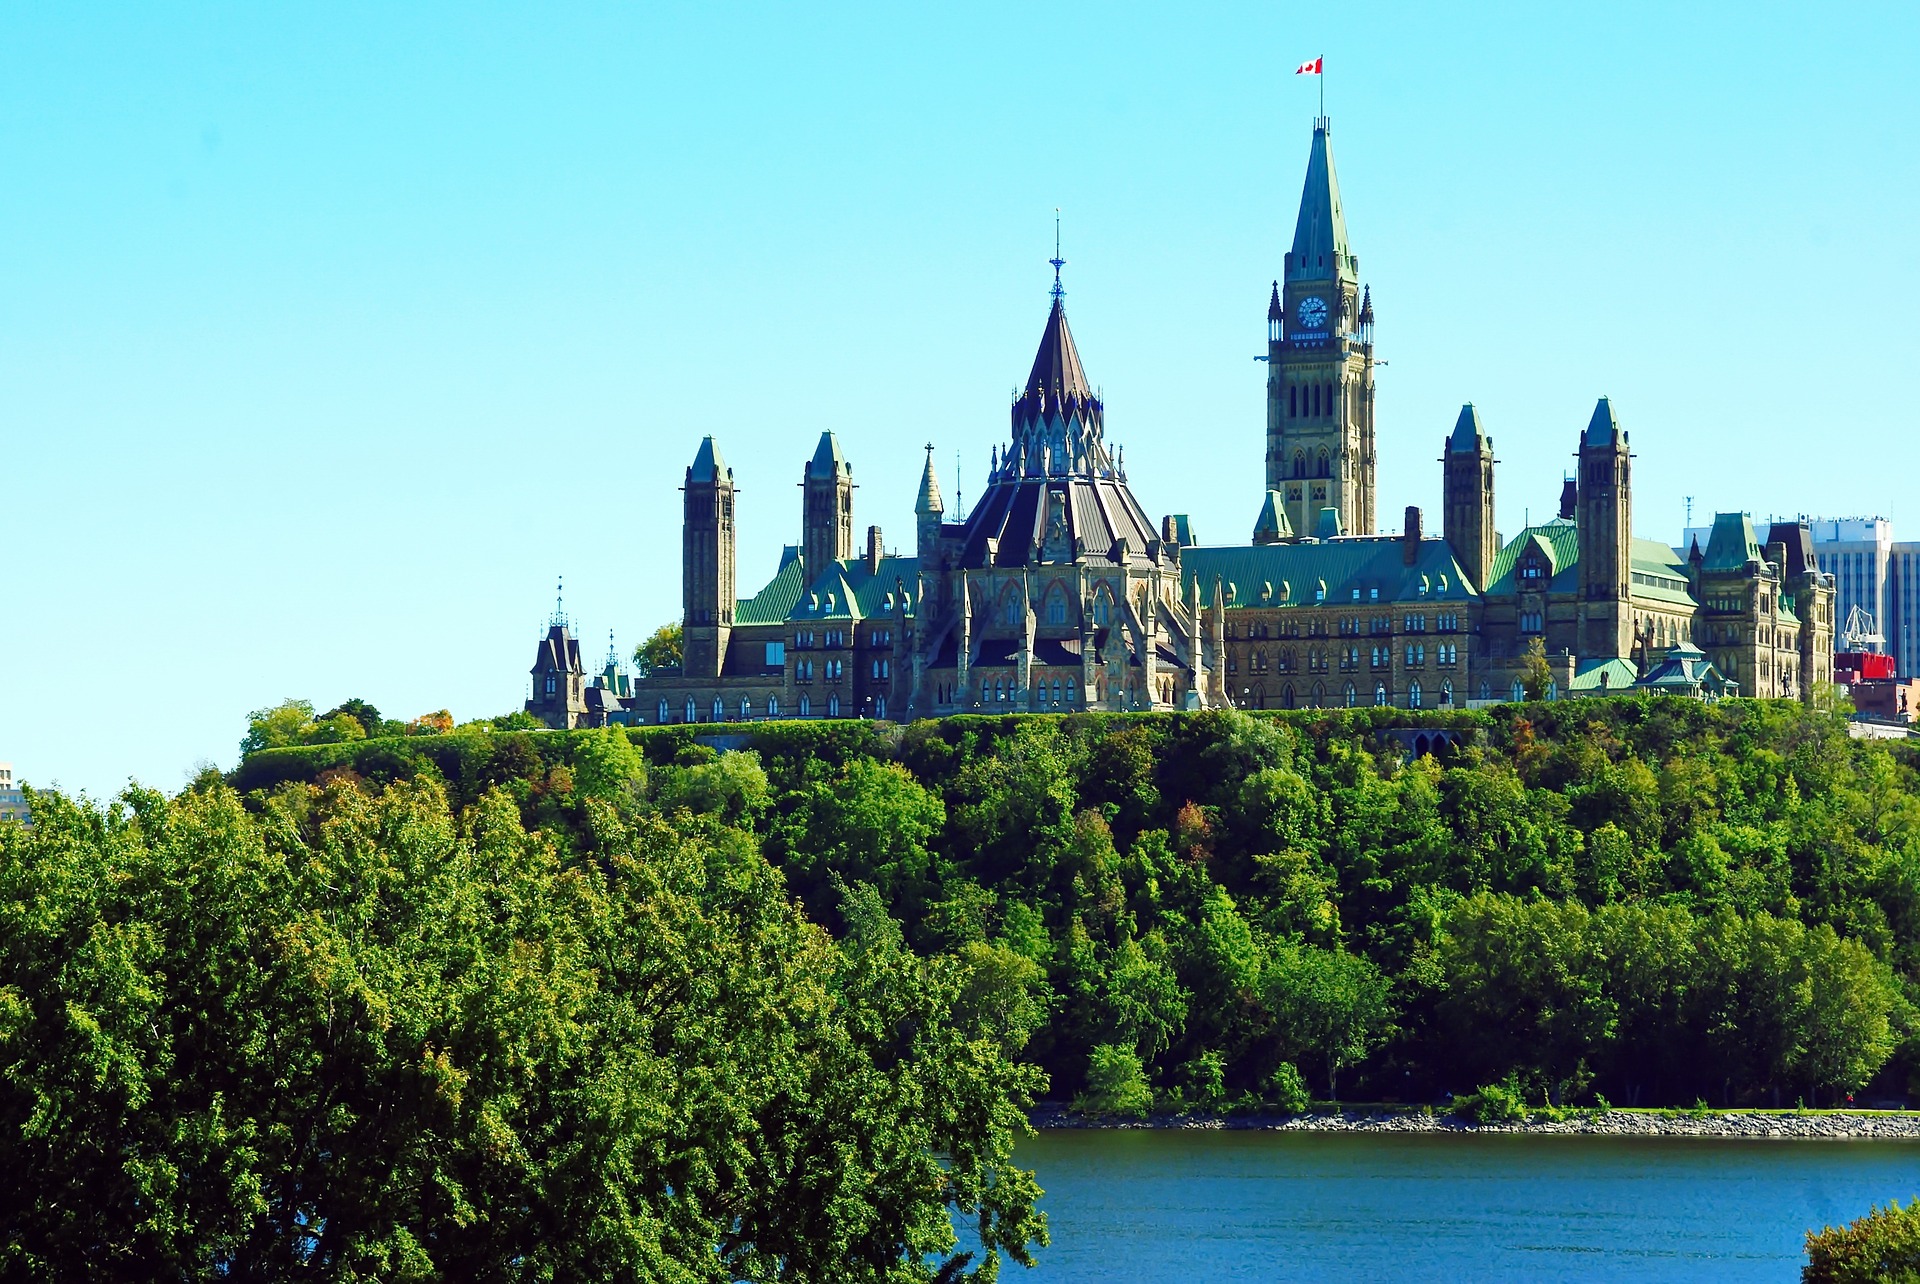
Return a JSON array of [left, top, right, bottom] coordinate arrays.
[[1295, 56, 1322, 75]]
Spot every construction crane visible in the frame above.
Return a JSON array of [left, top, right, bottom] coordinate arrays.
[[1840, 604, 1886, 652]]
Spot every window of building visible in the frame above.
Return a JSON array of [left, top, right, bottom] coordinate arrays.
[[799, 694, 811, 717], [1048, 597, 1066, 625], [875, 694, 887, 719], [685, 697, 697, 723], [769, 695, 780, 717], [1369, 587, 1379, 601], [713, 697, 724, 722], [1344, 682, 1357, 707], [741, 698, 752, 720], [828, 693, 840, 717], [1511, 680, 1525, 702], [544, 675, 557, 696], [1409, 680, 1423, 709], [766, 641, 785, 666], [1440, 679, 1454, 706], [1066, 677, 1076, 704], [657, 698, 669, 724], [1374, 683, 1390, 707]]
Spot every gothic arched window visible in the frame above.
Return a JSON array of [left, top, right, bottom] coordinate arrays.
[[1409, 680, 1423, 709], [1317, 448, 1331, 478], [713, 697, 724, 722], [657, 698, 669, 724], [799, 693, 811, 717], [1440, 679, 1454, 706], [1374, 683, 1389, 707], [769, 695, 780, 717], [685, 698, 697, 723], [828, 693, 841, 717], [1343, 682, 1356, 708]]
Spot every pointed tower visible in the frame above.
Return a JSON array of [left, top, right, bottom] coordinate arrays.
[[1442, 403, 1497, 590], [802, 431, 853, 575], [1266, 116, 1377, 536], [915, 444, 944, 566], [682, 437, 735, 679], [1575, 397, 1634, 659]]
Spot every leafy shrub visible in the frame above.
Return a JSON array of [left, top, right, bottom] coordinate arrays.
[[1179, 1050, 1227, 1110], [1074, 1044, 1152, 1118], [1267, 1062, 1313, 1114], [1453, 1075, 1529, 1124], [1804, 1197, 1920, 1283]]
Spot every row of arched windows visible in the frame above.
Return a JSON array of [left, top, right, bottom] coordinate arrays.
[[1289, 447, 1333, 479]]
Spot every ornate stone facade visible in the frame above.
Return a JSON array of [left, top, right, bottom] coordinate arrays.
[[548, 116, 1836, 728]]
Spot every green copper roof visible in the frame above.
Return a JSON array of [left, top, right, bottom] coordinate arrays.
[[1484, 521, 1696, 608], [1485, 519, 1580, 596], [807, 432, 850, 480], [689, 436, 730, 483], [1636, 641, 1736, 697], [1253, 491, 1294, 543], [1448, 403, 1488, 455], [1288, 121, 1353, 284], [1570, 657, 1639, 692], [1170, 515, 1197, 547], [1314, 506, 1342, 539], [735, 555, 808, 625], [1584, 397, 1622, 448], [1181, 537, 1477, 611], [1702, 512, 1763, 572], [737, 553, 921, 626]]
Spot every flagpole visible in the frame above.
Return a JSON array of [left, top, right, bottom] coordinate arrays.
[[1320, 60, 1324, 119]]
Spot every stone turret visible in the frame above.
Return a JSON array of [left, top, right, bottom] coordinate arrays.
[[683, 437, 735, 679], [1576, 397, 1634, 659], [802, 432, 853, 575], [1442, 403, 1496, 590]]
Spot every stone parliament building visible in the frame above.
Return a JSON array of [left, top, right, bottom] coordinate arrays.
[[527, 116, 1834, 729]]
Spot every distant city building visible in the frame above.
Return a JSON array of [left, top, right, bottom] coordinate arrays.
[[0, 764, 28, 825], [534, 116, 1838, 728]]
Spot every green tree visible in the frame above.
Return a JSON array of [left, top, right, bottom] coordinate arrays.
[[319, 698, 384, 738], [1265, 942, 1394, 1099], [1519, 637, 1554, 701], [1804, 1197, 1920, 1283], [0, 779, 1046, 1281], [633, 621, 683, 676], [1073, 1043, 1152, 1117], [238, 697, 315, 755]]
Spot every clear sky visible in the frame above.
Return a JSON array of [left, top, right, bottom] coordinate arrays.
[[4, 2, 1916, 796]]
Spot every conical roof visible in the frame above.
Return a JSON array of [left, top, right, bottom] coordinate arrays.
[[915, 451, 944, 515], [1287, 120, 1352, 283], [1024, 297, 1092, 401], [689, 435, 730, 483]]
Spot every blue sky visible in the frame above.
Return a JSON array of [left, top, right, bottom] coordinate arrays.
[[4, 2, 1916, 796]]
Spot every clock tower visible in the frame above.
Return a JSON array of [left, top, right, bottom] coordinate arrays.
[[1265, 116, 1376, 537]]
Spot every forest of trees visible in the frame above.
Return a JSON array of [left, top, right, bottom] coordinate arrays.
[[7, 696, 1919, 1274], [227, 699, 1920, 1115]]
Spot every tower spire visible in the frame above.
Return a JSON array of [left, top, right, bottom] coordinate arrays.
[[1050, 208, 1065, 303]]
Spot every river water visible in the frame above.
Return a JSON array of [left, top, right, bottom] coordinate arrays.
[[1015, 1130, 1920, 1281]]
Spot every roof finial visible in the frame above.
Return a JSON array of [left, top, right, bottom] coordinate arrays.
[[1050, 208, 1066, 304], [550, 575, 569, 630]]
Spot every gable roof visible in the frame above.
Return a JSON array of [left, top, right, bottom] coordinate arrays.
[[738, 553, 922, 626]]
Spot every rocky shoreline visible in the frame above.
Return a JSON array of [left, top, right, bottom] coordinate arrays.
[[1029, 1103, 1920, 1139]]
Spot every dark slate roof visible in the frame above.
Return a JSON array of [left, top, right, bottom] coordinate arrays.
[[689, 436, 730, 484], [530, 623, 583, 675], [1703, 512, 1763, 572], [1448, 403, 1488, 455], [952, 472, 1161, 571], [1765, 521, 1819, 578], [1181, 537, 1477, 610], [1024, 298, 1091, 402], [1288, 120, 1352, 283]]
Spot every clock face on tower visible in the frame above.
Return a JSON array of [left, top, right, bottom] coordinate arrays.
[[1296, 295, 1329, 329]]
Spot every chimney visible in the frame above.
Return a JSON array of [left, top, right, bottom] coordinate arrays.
[[1403, 505, 1422, 566], [1558, 477, 1578, 522], [865, 525, 884, 575], [1766, 539, 1787, 583]]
